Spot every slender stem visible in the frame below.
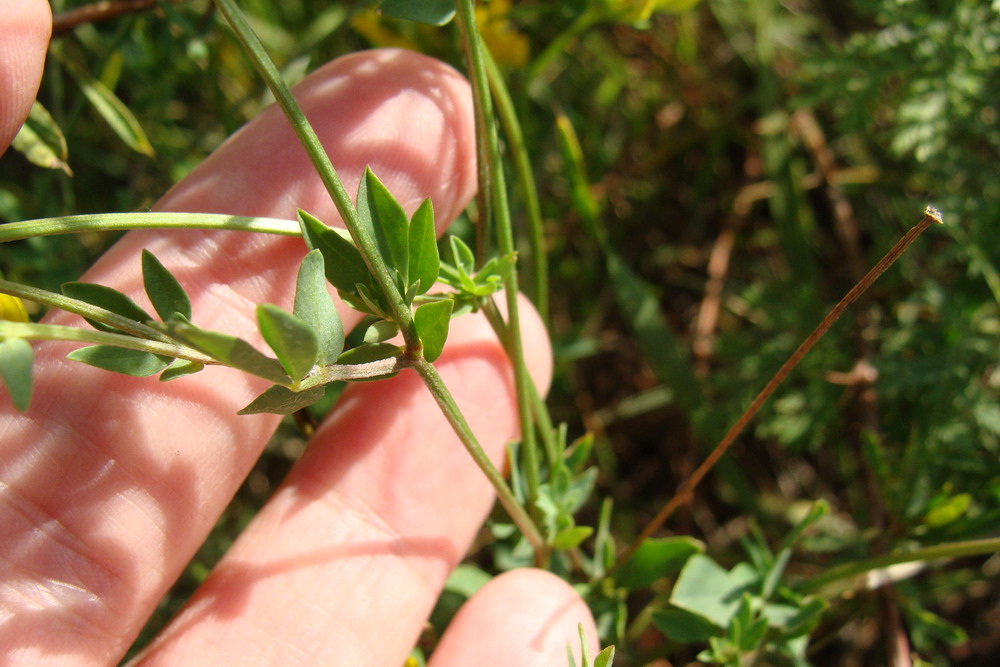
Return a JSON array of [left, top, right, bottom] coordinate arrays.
[[484, 50, 548, 322], [618, 210, 942, 566], [412, 357, 544, 553], [456, 0, 543, 533], [0, 279, 174, 343], [0, 321, 214, 363], [798, 537, 1000, 595], [299, 354, 410, 388], [211, 0, 417, 348], [0, 212, 304, 242]]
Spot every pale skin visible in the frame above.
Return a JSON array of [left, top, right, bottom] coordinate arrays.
[[0, 1, 599, 664]]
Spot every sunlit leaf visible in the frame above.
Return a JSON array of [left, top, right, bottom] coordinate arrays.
[[669, 555, 758, 628], [10, 101, 72, 175], [0, 338, 33, 412], [142, 249, 192, 321], [297, 209, 371, 295], [238, 384, 325, 415], [62, 281, 153, 333], [414, 299, 453, 362], [408, 198, 438, 296], [167, 323, 288, 384], [257, 304, 318, 383], [358, 167, 410, 283], [67, 345, 171, 377], [293, 249, 344, 365], [159, 358, 204, 381]]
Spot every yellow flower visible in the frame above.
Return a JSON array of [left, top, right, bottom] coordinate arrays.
[[606, 0, 702, 24], [476, 0, 530, 68], [0, 294, 28, 322]]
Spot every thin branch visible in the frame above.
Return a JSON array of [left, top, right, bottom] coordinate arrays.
[[619, 209, 942, 567]]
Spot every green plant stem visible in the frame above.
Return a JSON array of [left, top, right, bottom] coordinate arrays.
[[525, 7, 600, 86], [483, 50, 548, 323], [211, 0, 417, 349], [0, 320, 214, 363], [618, 209, 942, 567], [0, 212, 304, 242], [0, 279, 173, 343], [412, 356, 544, 554], [798, 537, 1000, 595], [456, 0, 543, 536]]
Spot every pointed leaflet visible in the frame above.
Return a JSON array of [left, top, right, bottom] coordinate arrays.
[[293, 249, 344, 365], [142, 249, 192, 321], [11, 101, 72, 175], [62, 281, 153, 332], [238, 384, 325, 415], [358, 168, 410, 284], [616, 536, 704, 590], [414, 299, 453, 362], [257, 304, 319, 384], [167, 323, 288, 384], [160, 358, 204, 381], [0, 338, 33, 412], [67, 345, 172, 377], [297, 210, 372, 295], [408, 198, 439, 295]]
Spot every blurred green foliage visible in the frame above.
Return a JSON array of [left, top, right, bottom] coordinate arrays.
[[3, 0, 998, 664]]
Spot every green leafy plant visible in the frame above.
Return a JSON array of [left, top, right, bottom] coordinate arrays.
[[3, 0, 998, 664]]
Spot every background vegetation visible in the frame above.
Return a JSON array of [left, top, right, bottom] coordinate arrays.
[[2, 0, 998, 664]]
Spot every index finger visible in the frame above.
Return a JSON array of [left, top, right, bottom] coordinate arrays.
[[0, 49, 475, 664]]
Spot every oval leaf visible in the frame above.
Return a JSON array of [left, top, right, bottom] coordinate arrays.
[[257, 304, 319, 384], [616, 536, 704, 591], [67, 345, 171, 377], [0, 338, 33, 412], [358, 167, 410, 284], [293, 249, 344, 365], [414, 299, 453, 362], [408, 198, 438, 296], [297, 209, 372, 295], [62, 281, 153, 332], [142, 249, 192, 321], [238, 384, 325, 415], [11, 101, 72, 175], [160, 358, 204, 382], [167, 323, 288, 384]]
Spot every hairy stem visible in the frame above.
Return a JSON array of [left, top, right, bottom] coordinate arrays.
[[0, 212, 304, 242]]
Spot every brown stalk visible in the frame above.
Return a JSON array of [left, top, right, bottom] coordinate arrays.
[[620, 207, 943, 565], [52, 0, 170, 36]]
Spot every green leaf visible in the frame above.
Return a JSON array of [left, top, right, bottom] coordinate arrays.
[[167, 323, 288, 384], [159, 358, 204, 381], [141, 250, 192, 321], [414, 299, 453, 362], [362, 319, 399, 343], [293, 249, 344, 365], [651, 608, 720, 644], [238, 384, 325, 415], [380, 0, 456, 25], [62, 281, 153, 332], [449, 235, 476, 275], [61, 55, 154, 156], [0, 338, 33, 412], [67, 345, 171, 377], [336, 342, 401, 365], [616, 536, 705, 590], [593, 645, 616, 667], [669, 555, 758, 628], [408, 198, 438, 296], [358, 167, 410, 283], [297, 209, 372, 295], [257, 304, 319, 384], [11, 101, 72, 175], [552, 525, 594, 550]]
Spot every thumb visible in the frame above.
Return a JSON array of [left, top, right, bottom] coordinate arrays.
[[0, 0, 51, 156]]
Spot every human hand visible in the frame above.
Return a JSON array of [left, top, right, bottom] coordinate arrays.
[[0, 3, 599, 664]]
